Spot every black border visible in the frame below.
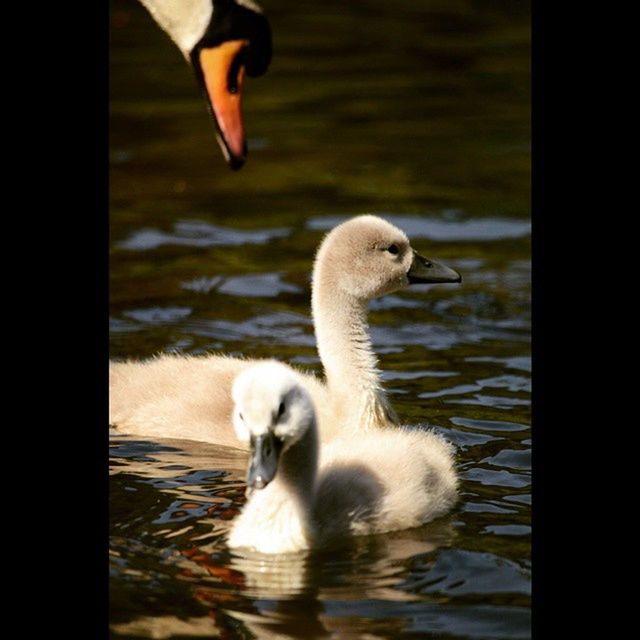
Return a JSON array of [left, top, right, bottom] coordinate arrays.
[[18, 0, 110, 636]]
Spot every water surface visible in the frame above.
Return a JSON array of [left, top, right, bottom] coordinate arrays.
[[110, 0, 530, 637]]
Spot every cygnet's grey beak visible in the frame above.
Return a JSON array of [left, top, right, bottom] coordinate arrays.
[[247, 432, 282, 489], [407, 250, 462, 284]]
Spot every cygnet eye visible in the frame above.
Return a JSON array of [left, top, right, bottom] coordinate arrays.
[[277, 402, 285, 418], [386, 244, 400, 255]]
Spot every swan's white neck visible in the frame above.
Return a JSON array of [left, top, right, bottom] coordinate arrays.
[[312, 284, 398, 432], [138, 0, 213, 57], [228, 425, 318, 553]]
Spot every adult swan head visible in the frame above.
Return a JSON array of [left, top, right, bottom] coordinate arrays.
[[138, 0, 272, 169]]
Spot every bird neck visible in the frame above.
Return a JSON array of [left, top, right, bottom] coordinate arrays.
[[312, 284, 398, 432], [232, 424, 318, 553], [138, 0, 213, 57]]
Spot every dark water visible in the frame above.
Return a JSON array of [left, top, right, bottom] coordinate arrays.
[[110, 0, 530, 637]]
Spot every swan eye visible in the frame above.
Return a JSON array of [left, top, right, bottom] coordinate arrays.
[[239, 412, 244, 421], [386, 244, 400, 255], [277, 402, 285, 418]]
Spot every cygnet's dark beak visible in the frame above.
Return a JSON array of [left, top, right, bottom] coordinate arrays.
[[247, 432, 282, 489], [407, 250, 462, 284]]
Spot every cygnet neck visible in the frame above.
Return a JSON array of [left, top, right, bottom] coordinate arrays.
[[312, 282, 398, 432], [242, 420, 319, 549], [276, 421, 318, 501]]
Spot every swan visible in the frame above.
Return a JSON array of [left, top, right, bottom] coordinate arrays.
[[136, 0, 272, 169], [227, 361, 458, 553], [109, 214, 462, 446]]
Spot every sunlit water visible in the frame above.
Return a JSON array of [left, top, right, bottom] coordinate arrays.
[[110, 0, 530, 637]]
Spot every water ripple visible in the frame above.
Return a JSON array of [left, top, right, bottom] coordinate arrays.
[[122, 306, 193, 325], [183, 272, 302, 298], [450, 417, 528, 433], [184, 312, 315, 346], [118, 220, 291, 251], [307, 214, 531, 242], [462, 467, 530, 488], [402, 548, 531, 597]]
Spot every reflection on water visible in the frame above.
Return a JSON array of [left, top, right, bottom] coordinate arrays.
[[110, 0, 530, 637], [111, 436, 529, 638]]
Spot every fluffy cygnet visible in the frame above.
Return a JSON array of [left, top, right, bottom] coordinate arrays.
[[109, 215, 461, 447], [227, 361, 458, 553]]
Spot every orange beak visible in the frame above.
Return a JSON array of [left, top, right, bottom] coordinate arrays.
[[199, 40, 249, 170]]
